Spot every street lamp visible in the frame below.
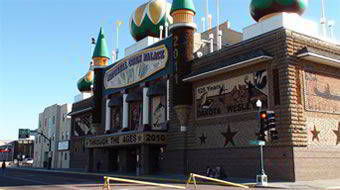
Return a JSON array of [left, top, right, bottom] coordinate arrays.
[[35, 130, 52, 170], [256, 99, 267, 186]]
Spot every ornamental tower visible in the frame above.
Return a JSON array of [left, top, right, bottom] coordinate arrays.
[[170, 0, 196, 106], [92, 27, 110, 131], [169, 0, 196, 175]]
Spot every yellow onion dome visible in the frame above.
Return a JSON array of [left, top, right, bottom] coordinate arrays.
[[129, 0, 173, 41], [77, 64, 93, 92]]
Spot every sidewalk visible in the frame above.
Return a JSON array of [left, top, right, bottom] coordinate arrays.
[[10, 166, 340, 189]]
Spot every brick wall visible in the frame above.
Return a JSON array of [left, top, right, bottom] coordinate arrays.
[[164, 28, 340, 181], [285, 30, 340, 180]]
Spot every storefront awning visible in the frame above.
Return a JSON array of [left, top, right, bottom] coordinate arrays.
[[108, 96, 123, 107], [126, 91, 143, 102], [183, 49, 272, 82], [67, 107, 93, 116], [297, 47, 340, 68], [147, 83, 166, 97]]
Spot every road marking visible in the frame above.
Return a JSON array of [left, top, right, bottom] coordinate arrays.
[[2, 175, 51, 185], [2, 175, 83, 190]]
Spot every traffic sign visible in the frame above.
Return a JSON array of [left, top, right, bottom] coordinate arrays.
[[18, 129, 31, 139], [249, 140, 265, 146]]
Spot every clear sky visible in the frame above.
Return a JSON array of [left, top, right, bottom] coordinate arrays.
[[0, 0, 339, 140]]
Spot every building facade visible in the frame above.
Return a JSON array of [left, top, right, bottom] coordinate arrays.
[[69, 0, 340, 181], [34, 103, 71, 169], [57, 104, 72, 169]]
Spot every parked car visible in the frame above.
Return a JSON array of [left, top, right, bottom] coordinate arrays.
[[22, 158, 33, 166]]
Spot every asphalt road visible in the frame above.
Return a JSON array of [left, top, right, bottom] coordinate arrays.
[[0, 168, 277, 190]]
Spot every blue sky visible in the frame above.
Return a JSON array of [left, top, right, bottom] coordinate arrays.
[[0, 0, 339, 140]]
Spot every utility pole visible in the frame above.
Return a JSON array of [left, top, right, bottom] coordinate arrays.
[[36, 131, 51, 169], [320, 0, 327, 39], [115, 20, 123, 59]]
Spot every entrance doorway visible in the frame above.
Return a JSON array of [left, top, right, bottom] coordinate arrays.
[[126, 148, 137, 172], [108, 149, 119, 172], [150, 146, 163, 173]]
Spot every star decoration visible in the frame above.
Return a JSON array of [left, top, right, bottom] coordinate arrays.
[[333, 123, 340, 145], [199, 133, 207, 145], [221, 125, 238, 147], [311, 125, 320, 141]]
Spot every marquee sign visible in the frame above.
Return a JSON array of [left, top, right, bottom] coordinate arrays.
[[195, 70, 268, 119], [104, 44, 168, 89], [85, 132, 167, 148]]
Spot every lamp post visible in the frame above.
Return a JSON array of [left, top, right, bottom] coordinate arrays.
[[256, 99, 267, 186], [36, 131, 52, 170]]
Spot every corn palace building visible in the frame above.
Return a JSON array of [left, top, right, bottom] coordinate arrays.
[[68, 0, 340, 181]]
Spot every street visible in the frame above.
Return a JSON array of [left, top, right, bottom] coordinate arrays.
[[2, 168, 340, 190], [0, 168, 268, 190]]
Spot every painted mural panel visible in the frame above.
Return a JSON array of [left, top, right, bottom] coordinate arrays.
[[111, 107, 122, 130], [195, 70, 268, 119], [129, 102, 143, 131], [151, 96, 166, 130], [304, 70, 340, 114], [73, 114, 95, 137]]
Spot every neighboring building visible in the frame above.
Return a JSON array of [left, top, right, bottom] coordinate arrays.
[[69, 0, 340, 181], [57, 104, 72, 169], [0, 140, 14, 161], [13, 140, 34, 161], [1, 140, 34, 162], [34, 103, 71, 169]]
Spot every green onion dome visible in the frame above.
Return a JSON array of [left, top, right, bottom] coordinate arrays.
[[250, 0, 308, 22], [77, 68, 93, 92], [129, 0, 173, 41]]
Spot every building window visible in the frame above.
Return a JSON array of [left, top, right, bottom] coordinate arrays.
[[64, 152, 67, 160], [111, 106, 122, 131], [65, 132, 69, 140], [129, 102, 143, 131], [273, 69, 281, 105], [150, 96, 166, 130], [45, 118, 47, 127], [53, 116, 56, 124]]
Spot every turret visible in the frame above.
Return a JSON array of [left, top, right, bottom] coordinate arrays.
[[92, 27, 110, 133], [170, 0, 196, 106], [92, 27, 110, 68], [250, 0, 308, 22], [169, 0, 196, 175]]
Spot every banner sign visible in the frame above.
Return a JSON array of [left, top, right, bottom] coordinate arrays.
[[58, 141, 70, 151], [195, 70, 268, 119], [85, 132, 167, 148], [104, 44, 168, 89]]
